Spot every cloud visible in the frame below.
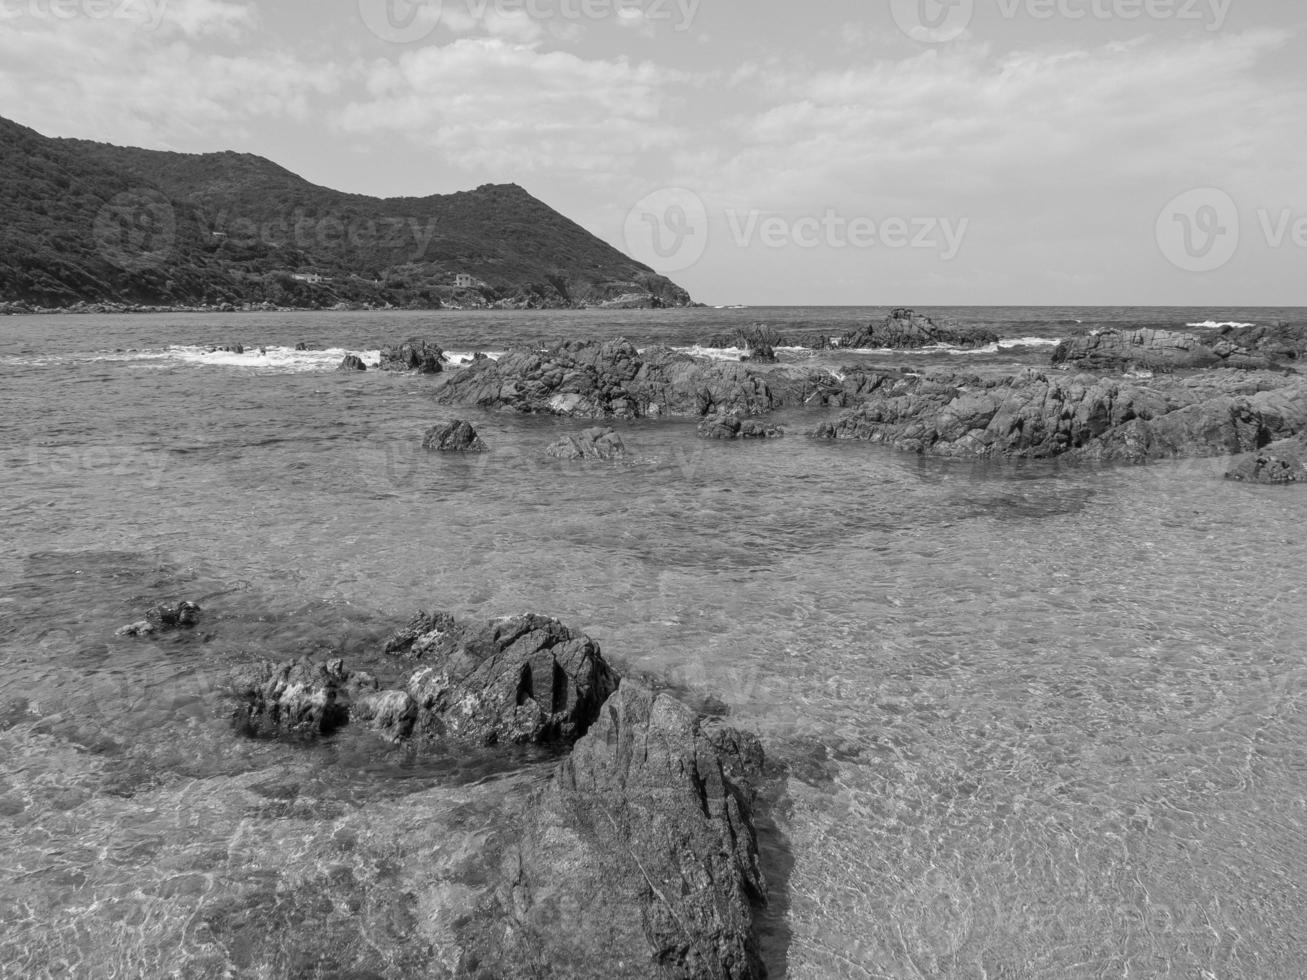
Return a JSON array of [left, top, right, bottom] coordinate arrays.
[[336, 38, 690, 175]]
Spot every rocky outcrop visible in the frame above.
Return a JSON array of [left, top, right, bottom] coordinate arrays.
[[698, 413, 784, 440], [422, 419, 488, 452], [1225, 434, 1307, 484], [812, 369, 1307, 462], [436, 337, 861, 419], [337, 354, 367, 371], [457, 683, 768, 980], [1211, 322, 1307, 363], [545, 427, 628, 460], [379, 340, 445, 373], [837, 308, 998, 350], [379, 612, 618, 746], [115, 600, 202, 637], [229, 658, 358, 736], [1051, 328, 1276, 373]]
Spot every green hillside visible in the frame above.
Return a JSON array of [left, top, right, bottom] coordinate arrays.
[[0, 115, 692, 310]]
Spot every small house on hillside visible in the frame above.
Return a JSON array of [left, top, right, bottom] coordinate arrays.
[[454, 273, 476, 288]]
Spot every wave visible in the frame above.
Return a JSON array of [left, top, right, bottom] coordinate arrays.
[[1186, 320, 1256, 329], [86, 345, 382, 372]]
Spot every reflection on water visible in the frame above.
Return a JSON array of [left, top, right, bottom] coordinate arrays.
[[2, 313, 1307, 977]]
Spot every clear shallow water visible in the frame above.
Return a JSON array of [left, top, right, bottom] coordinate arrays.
[[3, 307, 1307, 978]]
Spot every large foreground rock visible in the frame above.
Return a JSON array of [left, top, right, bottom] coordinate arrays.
[[1051, 328, 1277, 372], [812, 369, 1307, 462], [378, 612, 618, 745], [837, 308, 998, 350], [1225, 434, 1307, 484], [437, 337, 882, 419], [1211, 322, 1307, 364], [456, 683, 767, 979]]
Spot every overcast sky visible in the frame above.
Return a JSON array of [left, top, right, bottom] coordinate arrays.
[[1, 0, 1304, 306]]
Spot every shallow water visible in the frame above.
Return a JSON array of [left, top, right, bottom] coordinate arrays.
[[3, 307, 1307, 978]]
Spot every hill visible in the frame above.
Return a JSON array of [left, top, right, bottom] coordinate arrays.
[[0, 115, 693, 311]]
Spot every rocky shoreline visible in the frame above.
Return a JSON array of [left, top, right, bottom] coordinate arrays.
[[423, 318, 1307, 484], [113, 604, 774, 978]]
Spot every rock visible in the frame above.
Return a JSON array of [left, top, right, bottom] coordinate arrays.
[[383, 612, 618, 746], [229, 658, 355, 736], [1210, 322, 1307, 364], [545, 427, 628, 460], [697, 412, 784, 440], [1051, 328, 1275, 373], [1225, 434, 1307, 484], [422, 419, 488, 452], [838, 308, 998, 350], [115, 600, 202, 637], [437, 337, 852, 419], [294, 341, 310, 351], [379, 340, 445, 373], [337, 354, 367, 372], [704, 325, 781, 363], [812, 368, 1307, 462], [456, 683, 767, 979]]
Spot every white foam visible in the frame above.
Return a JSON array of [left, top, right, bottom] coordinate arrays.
[[675, 345, 746, 362], [90, 345, 382, 372], [1186, 321, 1255, 329], [444, 350, 503, 367]]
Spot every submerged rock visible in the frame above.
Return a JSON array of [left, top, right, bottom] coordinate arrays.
[[698, 412, 784, 440], [1225, 434, 1307, 484], [812, 368, 1307, 462], [423, 419, 488, 452], [115, 600, 202, 637], [383, 611, 618, 746], [458, 683, 768, 979], [380, 340, 445, 373], [229, 658, 358, 736], [337, 354, 367, 372], [1051, 328, 1276, 373], [545, 426, 628, 460]]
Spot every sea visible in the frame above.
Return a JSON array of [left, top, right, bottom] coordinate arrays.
[[2, 305, 1306, 979]]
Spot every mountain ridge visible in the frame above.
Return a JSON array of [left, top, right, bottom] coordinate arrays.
[[0, 115, 693, 311]]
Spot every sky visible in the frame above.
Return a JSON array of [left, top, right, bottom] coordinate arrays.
[[0, 0, 1304, 306]]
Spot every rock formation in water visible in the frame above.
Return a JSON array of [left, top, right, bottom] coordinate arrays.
[[1050, 328, 1279, 373], [545, 426, 629, 460], [812, 368, 1307, 462], [115, 600, 203, 637], [422, 419, 489, 452], [371, 611, 618, 745], [1225, 434, 1307, 484], [698, 412, 785, 440], [337, 354, 367, 371], [836, 307, 999, 350], [455, 682, 768, 980], [379, 340, 446, 373], [436, 337, 877, 419]]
